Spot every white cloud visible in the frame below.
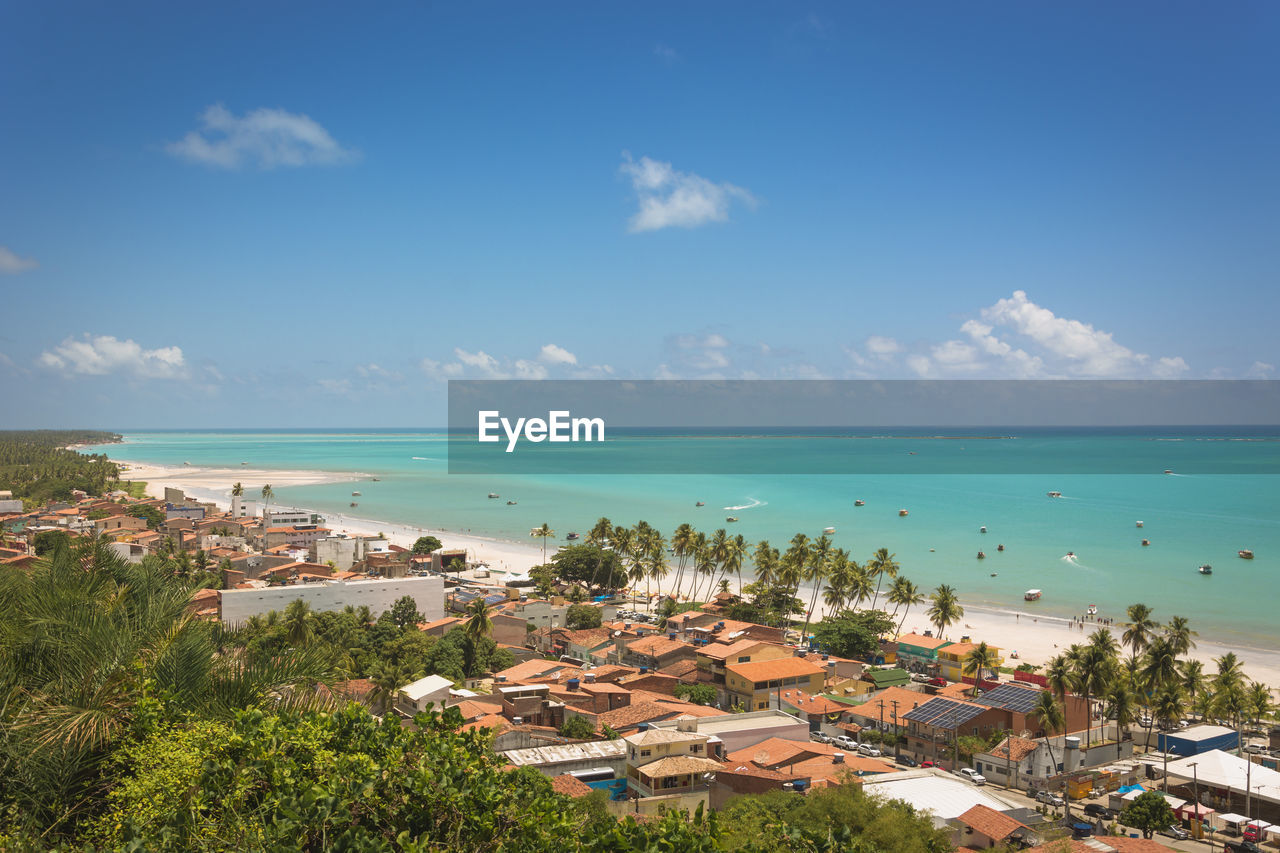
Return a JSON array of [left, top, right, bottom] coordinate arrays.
[[864, 336, 901, 357], [620, 153, 756, 232], [166, 104, 358, 170], [39, 334, 187, 379], [930, 340, 980, 370], [538, 344, 578, 366], [906, 354, 932, 377], [355, 363, 401, 380], [0, 246, 37, 274], [317, 378, 352, 394], [1246, 361, 1276, 378]]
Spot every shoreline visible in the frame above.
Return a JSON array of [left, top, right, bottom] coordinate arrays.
[[108, 457, 1280, 689]]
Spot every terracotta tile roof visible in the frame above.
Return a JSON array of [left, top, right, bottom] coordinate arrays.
[[725, 656, 825, 682], [549, 774, 594, 797], [940, 642, 980, 657], [937, 680, 978, 699], [419, 616, 464, 631], [494, 660, 581, 683], [635, 755, 724, 777], [896, 632, 951, 650], [562, 628, 613, 648], [625, 635, 691, 658], [658, 659, 699, 679], [841, 687, 930, 724], [697, 638, 767, 660], [451, 698, 503, 721], [987, 735, 1039, 763], [583, 665, 638, 682], [596, 701, 678, 730], [956, 804, 1028, 841], [461, 713, 510, 734], [778, 688, 849, 716]]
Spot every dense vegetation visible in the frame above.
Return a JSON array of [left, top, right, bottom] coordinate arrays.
[[0, 429, 123, 503]]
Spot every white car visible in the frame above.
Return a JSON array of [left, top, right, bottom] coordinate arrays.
[[958, 768, 986, 785], [832, 735, 858, 751], [1035, 790, 1065, 806], [857, 743, 883, 757]]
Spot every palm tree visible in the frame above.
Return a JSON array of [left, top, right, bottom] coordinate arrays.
[[586, 516, 613, 589], [283, 598, 314, 647], [751, 539, 776, 588], [867, 547, 899, 611], [530, 523, 554, 563], [260, 483, 274, 521], [1073, 641, 1115, 748], [823, 552, 852, 613], [723, 533, 748, 596], [690, 532, 713, 603], [643, 530, 669, 603], [232, 482, 244, 497], [963, 642, 1000, 697], [1152, 683, 1187, 731], [926, 584, 963, 640], [845, 560, 873, 613], [781, 533, 810, 600], [670, 523, 694, 598], [1045, 654, 1072, 701], [1122, 603, 1158, 661], [1179, 659, 1206, 713], [1245, 682, 1276, 729], [464, 598, 493, 641], [799, 536, 834, 644], [1033, 689, 1066, 782], [707, 528, 729, 593], [1105, 680, 1139, 737], [1165, 615, 1198, 656], [888, 577, 924, 637]]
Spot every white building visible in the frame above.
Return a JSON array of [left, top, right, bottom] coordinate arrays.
[[219, 575, 444, 626], [264, 508, 315, 527], [314, 534, 391, 571], [396, 674, 454, 715]]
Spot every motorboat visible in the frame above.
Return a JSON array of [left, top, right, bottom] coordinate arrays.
[[726, 516, 739, 523], [488, 492, 500, 499], [1198, 564, 1213, 575], [1164, 469, 1174, 474], [1087, 604, 1098, 615], [990, 572, 997, 577], [352, 491, 362, 497], [695, 501, 705, 507], [980, 526, 987, 533], [997, 544, 1005, 552], [1136, 521, 1144, 528], [898, 509, 909, 517], [240, 461, 248, 465], [183, 461, 191, 466], [1239, 549, 1254, 559], [977, 551, 986, 559], [1047, 491, 1062, 498], [507, 500, 517, 505], [823, 526, 836, 535], [1141, 539, 1150, 546], [371, 477, 380, 482], [1024, 589, 1042, 601], [350, 502, 358, 507], [566, 532, 579, 540], [1066, 551, 1075, 557], [854, 499, 865, 507]]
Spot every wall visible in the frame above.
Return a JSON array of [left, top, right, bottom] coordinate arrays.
[[219, 576, 444, 625]]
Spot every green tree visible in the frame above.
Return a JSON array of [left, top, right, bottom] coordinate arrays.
[[389, 594, 424, 629], [558, 715, 597, 739], [565, 603, 602, 630], [530, 522, 555, 563], [962, 641, 1000, 696], [127, 503, 166, 529], [412, 535, 443, 554], [811, 610, 896, 659], [673, 683, 717, 705], [1120, 790, 1177, 839], [32, 529, 70, 555], [549, 544, 626, 590], [926, 584, 963, 640]]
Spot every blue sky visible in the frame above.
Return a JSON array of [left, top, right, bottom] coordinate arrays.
[[1, 2, 1277, 427]]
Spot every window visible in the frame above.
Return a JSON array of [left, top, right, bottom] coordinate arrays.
[[757, 701, 768, 710], [737, 656, 750, 663], [640, 749, 651, 757], [689, 744, 702, 753]]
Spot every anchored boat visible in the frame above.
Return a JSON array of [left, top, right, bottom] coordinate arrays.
[[1198, 564, 1213, 575], [1024, 589, 1042, 601]]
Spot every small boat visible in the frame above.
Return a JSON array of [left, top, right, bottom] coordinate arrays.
[[1066, 551, 1075, 557], [566, 532, 579, 540], [488, 493, 500, 499], [240, 461, 248, 465], [1087, 604, 1098, 615], [1047, 491, 1062, 498], [726, 516, 739, 523], [898, 509, 909, 517], [1164, 469, 1174, 474], [1136, 521, 1144, 528], [854, 499, 865, 507], [371, 477, 380, 482], [977, 551, 986, 559], [350, 502, 358, 507], [990, 572, 997, 577], [979, 526, 987, 533], [352, 491, 362, 497], [1239, 549, 1254, 559], [823, 526, 836, 535], [507, 500, 517, 505], [1141, 539, 1150, 546], [695, 501, 705, 507], [183, 461, 191, 466], [1198, 564, 1213, 575], [1024, 589, 1042, 601], [997, 544, 1005, 552]]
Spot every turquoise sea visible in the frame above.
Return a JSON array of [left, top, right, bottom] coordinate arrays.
[[85, 429, 1280, 648]]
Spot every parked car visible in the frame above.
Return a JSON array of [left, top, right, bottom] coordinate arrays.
[[1035, 790, 1065, 806], [1083, 804, 1115, 820], [1243, 743, 1265, 754], [809, 731, 833, 744], [1243, 825, 1264, 843], [1223, 841, 1260, 853], [910, 673, 931, 683], [896, 756, 919, 768], [857, 743, 883, 757], [927, 677, 948, 687], [832, 735, 858, 751], [1162, 825, 1191, 841], [920, 760, 936, 768], [958, 768, 986, 785]]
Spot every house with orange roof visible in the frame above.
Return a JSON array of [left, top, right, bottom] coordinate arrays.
[[776, 687, 853, 727], [622, 725, 723, 812], [841, 685, 931, 733], [616, 634, 697, 671], [724, 736, 894, 784], [724, 656, 826, 712], [937, 640, 1004, 684], [895, 632, 953, 674], [951, 804, 1037, 849], [696, 638, 792, 694]]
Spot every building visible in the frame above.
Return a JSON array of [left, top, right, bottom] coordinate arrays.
[[218, 575, 444, 625], [863, 768, 1027, 825], [724, 656, 826, 711], [950, 804, 1038, 849], [974, 731, 1133, 789], [263, 508, 316, 527], [650, 709, 809, 755], [396, 674, 453, 716], [895, 632, 952, 674], [1157, 725, 1240, 757], [936, 641, 1004, 683], [623, 723, 723, 813], [501, 739, 628, 778], [696, 639, 792, 701]]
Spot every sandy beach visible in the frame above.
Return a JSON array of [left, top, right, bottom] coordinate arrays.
[[120, 458, 1280, 689]]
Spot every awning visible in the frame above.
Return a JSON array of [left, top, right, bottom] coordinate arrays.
[[1178, 803, 1215, 819], [1218, 813, 1248, 827]]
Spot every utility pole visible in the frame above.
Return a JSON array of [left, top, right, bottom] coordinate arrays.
[[891, 700, 901, 763], [1189, 761, 1203, 845], [1245, 754, 1252, 822]]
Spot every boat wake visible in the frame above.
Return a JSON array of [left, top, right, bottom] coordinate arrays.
[[723, 498, 767, 511], [1061, 554, 1081, 566], [411, 456, 437, 461]]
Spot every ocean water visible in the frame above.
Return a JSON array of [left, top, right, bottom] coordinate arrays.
[[85, 429, 1280, 648]]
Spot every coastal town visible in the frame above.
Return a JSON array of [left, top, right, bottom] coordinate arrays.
[[3, 452, 1278, 852]]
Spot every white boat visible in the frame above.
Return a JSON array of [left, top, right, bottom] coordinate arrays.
[[695, 501, 705, 507], [1047, 491, 1062, 498], [352, 491, 361, 497], [1239, 549, 1254, 560], [1087, 604, 1098, 615], [1136, 521, 1144, 528], [898, 509, 909, 517], [507, 500, 517, 505], [854, 499, 865, 507], [1198, 565, 1212, 575], [488, 492, 500, 499], [823, 526, 836, 535], [980, 526, 987, 533], [726, 516, 739, 523], [1024, 589, 1042, 601]]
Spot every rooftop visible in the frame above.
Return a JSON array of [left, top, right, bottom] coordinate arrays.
[[501, 739, 627, 767], [726, 656, 825, 682]]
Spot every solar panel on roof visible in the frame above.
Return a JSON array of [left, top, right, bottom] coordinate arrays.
[[902, 697, 985, 728], [976, 684, 1041, 713]]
